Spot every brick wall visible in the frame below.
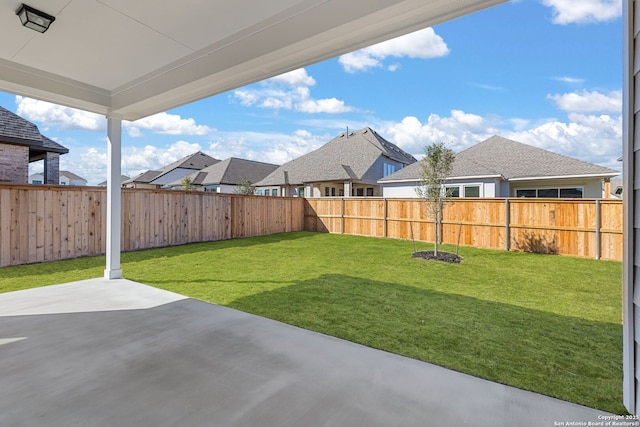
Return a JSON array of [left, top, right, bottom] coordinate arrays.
[[0, 143, 28, 184]]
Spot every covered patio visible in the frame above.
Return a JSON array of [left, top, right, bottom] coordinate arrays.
[[0, 278, 608, 426], [0, 0, 637, 420]]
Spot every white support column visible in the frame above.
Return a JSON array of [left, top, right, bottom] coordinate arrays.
[[104, 115, 123, 280]]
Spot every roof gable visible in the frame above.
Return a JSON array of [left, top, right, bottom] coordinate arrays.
[[456, 136, 617, 179], [125, 151, 220, 185], [60, 170, 86, 182], [256, 127, 416, 186], [380, 135, 618, 182], [170, 157, 279, 187]]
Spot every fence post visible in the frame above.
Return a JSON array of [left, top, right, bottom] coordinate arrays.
[[383, 198, 388, 238], [505, 198, 510, 252], [340, 197, 345, 234], [595, 199, 601, 260]]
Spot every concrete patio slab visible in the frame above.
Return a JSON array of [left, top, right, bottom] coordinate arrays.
[[0, 278, 612, 426]]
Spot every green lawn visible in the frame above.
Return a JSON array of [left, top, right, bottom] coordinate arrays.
[[0, 231, 623, 413]]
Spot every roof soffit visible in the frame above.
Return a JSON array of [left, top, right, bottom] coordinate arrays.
[[0, 0, 506, 120]]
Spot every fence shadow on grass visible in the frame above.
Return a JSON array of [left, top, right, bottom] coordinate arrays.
[[228, 274, 623, 414]]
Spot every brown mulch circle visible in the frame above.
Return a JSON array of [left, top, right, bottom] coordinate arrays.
[[412, 251, 462, 263]]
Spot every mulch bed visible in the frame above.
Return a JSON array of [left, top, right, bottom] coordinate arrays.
[[412, 251, 462, 263]]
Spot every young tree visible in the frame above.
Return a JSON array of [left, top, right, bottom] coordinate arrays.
[[235, 179, 256, 195], [415, 142, 455, 256], [181, 175, 195, 191]]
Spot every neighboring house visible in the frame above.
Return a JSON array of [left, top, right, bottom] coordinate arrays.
[[165, 157, 278, 193], [379, 135, 619, 199], [59, 171, 87, 186], [97, 175, 130, 187], [611, 178, 623, 199], [255, 127, 416, 197], [29, 170, 87, 186], [0, 106, 68, 184], [123, 151, 219, 189]]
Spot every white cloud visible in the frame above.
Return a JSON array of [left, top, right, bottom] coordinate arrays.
[[542, 0, 622, 24], [553, 76, 586, 84], [547, 90, 622, 113], [376, 108, 621, 172], [232, 68, 353, 114], [473, 83, 507, 91], [380, 111, 501, 156], [268, 68, 316, 87], [122, 140, 203, 174], [125, 112, 213, 137], [209, 129, 328, 165], [338, 28, 449, 73], [506, 113, 622, 169], [16, 96, 105, 131], [15, 96, 212, 138], [296, 98, 351, 114]]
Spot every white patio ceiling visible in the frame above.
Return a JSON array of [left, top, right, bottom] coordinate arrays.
[[1, 0, 505, 120]]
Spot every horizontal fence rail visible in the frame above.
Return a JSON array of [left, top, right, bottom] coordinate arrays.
[[304, 198, 623, 261], [0, 185, 305, 268]]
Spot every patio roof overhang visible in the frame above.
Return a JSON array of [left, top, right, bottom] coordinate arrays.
[[1, 0, 506, 121]]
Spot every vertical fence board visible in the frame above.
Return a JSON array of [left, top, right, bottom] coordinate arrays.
[[0, 189, 10, 266]]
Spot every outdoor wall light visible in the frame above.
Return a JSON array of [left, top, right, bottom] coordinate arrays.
[[16, 4, 55, 33]]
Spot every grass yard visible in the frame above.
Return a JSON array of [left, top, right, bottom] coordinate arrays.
[[0, 231, 623, 413]]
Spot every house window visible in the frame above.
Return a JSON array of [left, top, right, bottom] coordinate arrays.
[[32, 180, 42, 184], [516, 188, 584, 198], [560, 188, 583, 198], [516, 189, 536, 198], [339, 189, 344, 196], [331, 187, 336, 196], [272, 188, 278, 196], [383, 163, 396, 177], [464, 186, 480, 197], [356, 188, 364, 196], [325, 187, 330, 196], [366, 187, 374, 196], [257, 189, 263, 195], [446, 186, 459, 197], [264, 189, 270, 196], [538, 188, 558, 198], [297, 187, 304, 197]]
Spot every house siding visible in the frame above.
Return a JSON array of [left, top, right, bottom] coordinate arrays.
[[509, 179, 603, 198], [0, 143, 28, 184], [382, 179, 497, 198], [383, 177, 606, 199], [623, 0, 637, 413]]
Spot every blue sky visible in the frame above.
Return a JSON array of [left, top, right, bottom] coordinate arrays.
[[0, 0, 622, 185]]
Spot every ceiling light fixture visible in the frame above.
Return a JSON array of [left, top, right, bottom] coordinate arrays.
[[16, 4, 56, 33]]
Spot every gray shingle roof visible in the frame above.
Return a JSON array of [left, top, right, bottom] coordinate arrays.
[[60, 170, 87, 182], [380, 135, 618, 182], [97, 175, 130, 186], [0, 106, 42, 143], [170, 157, 279, 187], [256, 127, 416, 186], [125, 170, 163, 184], [40, 136, 69, 154], [0, 106, 68, 153], [124, 151, 220, 185]]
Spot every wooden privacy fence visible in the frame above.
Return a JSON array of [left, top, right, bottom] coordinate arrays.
[[304, 198, 623, 261], [0, 185, 305, 268]]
